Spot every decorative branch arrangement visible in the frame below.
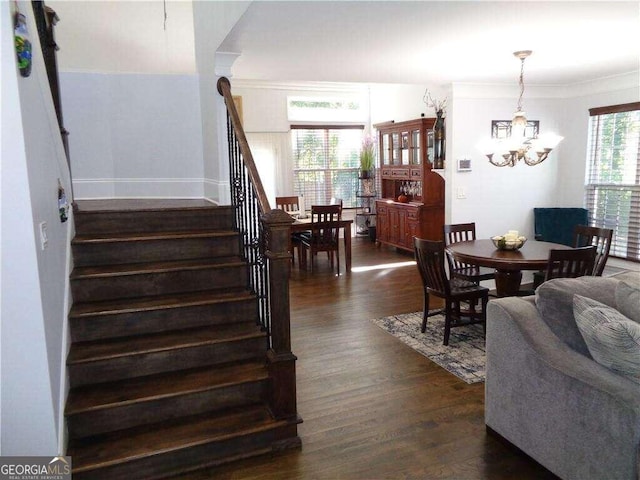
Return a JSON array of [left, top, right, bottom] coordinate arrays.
[[423, 89, 447, 115]]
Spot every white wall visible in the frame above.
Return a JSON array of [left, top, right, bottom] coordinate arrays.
[[234, 81, 448, 132], [192, 1, 250, 203], [1, 0, 73, 455], [58, 2, 251, 202], [448, 85, 565, 241], [369, 83, 447, 125], [46, 0, 197, 75], [61, 72, 205, 199], [234, 80, 373, 133]]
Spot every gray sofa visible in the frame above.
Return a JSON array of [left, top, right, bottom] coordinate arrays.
[[485, 272, 640, 480]]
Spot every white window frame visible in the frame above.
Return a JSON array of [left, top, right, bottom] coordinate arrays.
[[585, 102, 640, 262]]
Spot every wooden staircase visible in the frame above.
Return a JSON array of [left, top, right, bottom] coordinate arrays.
[[65, 201, 301, 479]]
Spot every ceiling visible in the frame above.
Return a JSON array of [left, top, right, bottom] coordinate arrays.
[[49, 1, 640, 87]]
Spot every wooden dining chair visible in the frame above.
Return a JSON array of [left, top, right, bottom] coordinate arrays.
[[573, 225, 613, 276], [275, 196, 300, 215], [443, 223, 495, 284], [300, 205, 341, 274], [544, 245, 597, 282], [329, 197, 343, 219], [275, 196, 302, 265], [533, 224, 613, 289], [413, 237, 489, 346]]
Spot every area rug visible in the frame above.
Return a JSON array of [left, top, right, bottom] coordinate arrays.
[[371, 311, 486, 384]]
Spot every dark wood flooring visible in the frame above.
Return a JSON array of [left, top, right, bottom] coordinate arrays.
[[195, 235, 557, 479]]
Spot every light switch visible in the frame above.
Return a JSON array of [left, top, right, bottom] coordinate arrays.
[[39, 221, 48, 250], [456, 187, 466, 199]]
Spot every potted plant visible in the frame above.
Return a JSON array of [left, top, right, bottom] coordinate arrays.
[[360, 134, 375, 178]]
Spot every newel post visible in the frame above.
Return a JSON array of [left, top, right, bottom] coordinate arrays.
[[262, 208, 298, 420]]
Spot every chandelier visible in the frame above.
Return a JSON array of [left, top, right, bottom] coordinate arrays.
[[481, 51, 563, 167]]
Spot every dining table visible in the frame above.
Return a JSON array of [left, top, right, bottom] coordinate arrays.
[[290, 216, 354, 272], [446, 239, 572, 297]]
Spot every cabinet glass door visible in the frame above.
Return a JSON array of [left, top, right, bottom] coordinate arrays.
[[392, 133, 400, 165], [426, 131, 434, 167], [382, 133, 390, 165], [401, 132, 409, 165], [411, 130, 420, 165]]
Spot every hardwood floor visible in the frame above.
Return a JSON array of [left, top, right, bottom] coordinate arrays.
[[184, 236, 558, 479]]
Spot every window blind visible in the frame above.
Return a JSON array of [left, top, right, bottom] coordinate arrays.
[[291, 125, 364, 208], [586, 102, 640, 261]]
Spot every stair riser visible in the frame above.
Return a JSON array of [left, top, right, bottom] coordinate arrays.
[[74, 208, 235, 235], [71, 266, 247, 303], [71, 423, 299, 480], [72, 236, 240, 267], [67, 380, 268, 439], [68, 337, 266, 387], [70, 299, 258, 342]]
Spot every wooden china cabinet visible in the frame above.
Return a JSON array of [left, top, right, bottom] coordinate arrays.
[[374, 118, 445, 251]]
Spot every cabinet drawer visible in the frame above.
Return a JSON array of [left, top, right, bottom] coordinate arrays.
[[391, 169, 410, 179], [410, 169, 422, 179], [407, 209, 419, 220]]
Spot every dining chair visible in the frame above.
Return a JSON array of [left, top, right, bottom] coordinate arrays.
[[300, 205, 342, 274], [413, 237, 489, 346], [532, 224, 613, 289], [275, 196, 302, 265], [544, 245, 597, 282], [329, 197, 343, 219], [275, 196, 300, 215], [573, 225, 613, 276], [443, 223, 495, 284]]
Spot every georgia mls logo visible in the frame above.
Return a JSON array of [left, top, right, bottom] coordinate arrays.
[[0, 456, 71, 479], [48, 457, 70, 473]]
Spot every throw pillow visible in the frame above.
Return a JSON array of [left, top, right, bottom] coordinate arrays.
[[615, 280, 640, 324], [535, 277, 619, 357], [573, 294, 640, 385]]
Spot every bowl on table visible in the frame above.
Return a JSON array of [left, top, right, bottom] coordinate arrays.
[[492, 235, 527, 251]]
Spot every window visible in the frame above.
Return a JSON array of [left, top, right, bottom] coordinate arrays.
[[291, 125, 364, 208], [586, 102, 640, 261], [287, 96, 368, 123]]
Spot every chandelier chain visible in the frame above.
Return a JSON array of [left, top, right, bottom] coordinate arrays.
[[517, 57, 526, 112]]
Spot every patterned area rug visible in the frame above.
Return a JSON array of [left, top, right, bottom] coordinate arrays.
[[371, 311, 486, 384]]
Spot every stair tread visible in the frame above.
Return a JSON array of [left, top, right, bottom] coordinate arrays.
[[66, 361, 268, 415], [67, 405, 286, 473], [69, 288, 254, 318], [70, 257, 245, 279], [67, 323, 265, 365], [74, 199, 224, 213], [72, 230, 238, 244]]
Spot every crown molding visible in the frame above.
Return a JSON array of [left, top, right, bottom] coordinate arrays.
[[230, 78, 370, 94], [451, 70, 639, 100], [560, 71, 639, 98]]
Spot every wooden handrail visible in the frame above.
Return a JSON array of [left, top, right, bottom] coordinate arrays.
[[217, 77, 271, 214], [217, 77, 298, 422]]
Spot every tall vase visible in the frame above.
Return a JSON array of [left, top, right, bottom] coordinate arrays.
[[433, 109, 445, 169]]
